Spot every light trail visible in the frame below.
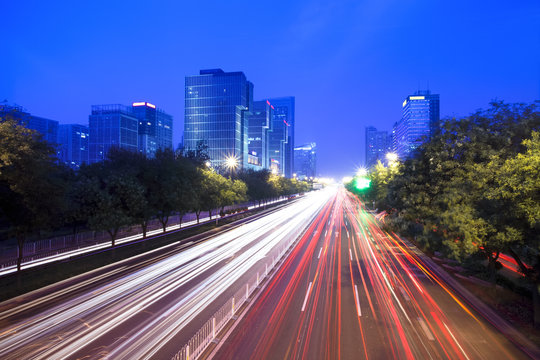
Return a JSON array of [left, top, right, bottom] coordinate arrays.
[[213, 187, 530, 360], [0, 189, 335, 360]]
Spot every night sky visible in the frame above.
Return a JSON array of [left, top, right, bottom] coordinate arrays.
[[3, 0, 539, 178]]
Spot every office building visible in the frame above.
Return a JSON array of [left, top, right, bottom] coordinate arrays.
[[393, 90, 440, 159], [132, 102, 173, 158], [294, 142, 316, 179], [58, 124, 89, 169], [365, 126, 391, 168], [268, 96, 295, 177], [247, 100, 273, 169], [0, 102, 58, 145], [89, 104, 138, 163], [184, 69, 253, 170]]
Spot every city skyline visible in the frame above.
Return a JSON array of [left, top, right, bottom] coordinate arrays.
[[3, 1, 539, 177]]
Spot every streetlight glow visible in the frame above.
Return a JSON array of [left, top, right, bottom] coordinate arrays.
[[225, 156, 238, 170], [386, 152, 398, 163]]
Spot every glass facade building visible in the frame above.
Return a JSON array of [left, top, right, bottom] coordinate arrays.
[[392, 90, 440, 160], [58, 124, 89, 169], [89, 104, 138, 163], [0, 103, 58, 146], [267, 96, 295, 177], [294, 142, 316, 180], [365, 126, 391, 168], [184, 69, 253, 170], [247, 100, 273, 169], [132, 102, 173, 158]]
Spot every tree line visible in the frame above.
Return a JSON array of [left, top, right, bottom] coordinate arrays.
[[346, 101, 540, 327], [0, 115, 310, 271]]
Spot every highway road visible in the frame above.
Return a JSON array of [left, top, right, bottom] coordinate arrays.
[[0, 189, 334, 360], [214, 187, 530, 360]]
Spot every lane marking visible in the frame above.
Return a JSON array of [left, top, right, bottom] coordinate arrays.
[[354, 285, 362, 316], [418, 317, 435, 341], [443, 322, 471, 360], [399, 286, 411, 302], [318, 247, 323, 259], [346, 230, 350, 238], [301, 282, 313, 312], [349, 249, 353, 261]]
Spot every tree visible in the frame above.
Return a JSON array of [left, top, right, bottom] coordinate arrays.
[[0, 118, 68, 270]]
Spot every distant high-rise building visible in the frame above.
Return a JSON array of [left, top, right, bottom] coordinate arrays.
[[89, 104, 138, 163], [393, 90, 440, 159], [267, 96, 295, 177], [365, 126, 391, 168], [294, 142, 316, 179], [184, 69, 253, 170], [27, 115, 59, 145], [0, 102, 58, 145], [58, 124, 89, 169], [132, 101, 173, 157], [248, 100, 273, 169]]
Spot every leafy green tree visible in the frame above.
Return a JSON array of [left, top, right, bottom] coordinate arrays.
[[77, 151, 146, 246], [0, 118, 68, 270]]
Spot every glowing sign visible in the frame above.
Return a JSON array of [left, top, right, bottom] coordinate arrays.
[[410, 96, 425, 100], [132, 102, 156, 108], [354, 176, 371, 190]]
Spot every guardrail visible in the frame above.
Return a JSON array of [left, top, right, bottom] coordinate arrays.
[[0, 197, 291, 274], [171, 212, 305, 360]]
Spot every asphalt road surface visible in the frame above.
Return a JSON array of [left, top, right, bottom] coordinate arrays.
[[214, 187, 530, 360], [0, 189, 333, 360]]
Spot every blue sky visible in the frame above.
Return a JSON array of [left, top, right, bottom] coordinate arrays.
[[3, 0, 539, 177]]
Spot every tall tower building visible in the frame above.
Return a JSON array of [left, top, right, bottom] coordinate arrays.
[[248, 100, 273, 170], [365, 126, 391, 168], [58, 124, 89, 169], [184, 69, 253, 170], [132, 101, 173, 158], [294, 142, 316, 179], [267, 96, 295, 177], [89, 104, 138, 163], [393, 90, 440, 159]]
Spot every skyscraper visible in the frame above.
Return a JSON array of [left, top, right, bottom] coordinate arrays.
[[365, 126, 391, 168], [294, 142, 316, 179], [58, 124, 89, 169], [267, 96, 295, 177], [393, 90, 440, 159], [248, 100, 273, 169], [184, 69, 253, 170], [132, 101, 173, 158], [89, 104, 138, 163]]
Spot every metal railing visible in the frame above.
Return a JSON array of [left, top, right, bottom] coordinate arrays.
[[0, 197, 291, 272], [170, 214, 305, 360]]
